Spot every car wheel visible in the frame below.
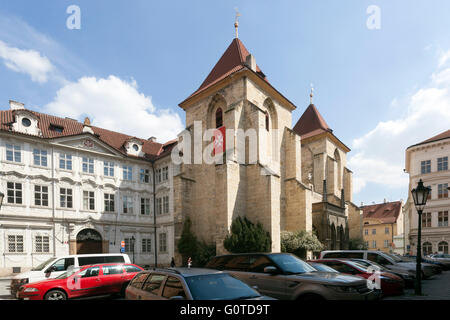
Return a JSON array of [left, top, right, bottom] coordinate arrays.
[[297, 293, 325, 301], [44, 289, 67, 300]]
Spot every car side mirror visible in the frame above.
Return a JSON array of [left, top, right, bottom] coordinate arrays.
[[45, 266, 56, 273], [263, 266, 278, 274], [169, 296, 185, 300]]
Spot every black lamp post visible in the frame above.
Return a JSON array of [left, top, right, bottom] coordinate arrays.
[[411, 179, 431, 295], [131, 236, 136, 264], [0, 191, 4, 209]]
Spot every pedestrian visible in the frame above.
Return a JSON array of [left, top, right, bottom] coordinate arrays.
[[170, 257, 175, 268], [187, 257, 192, 268]]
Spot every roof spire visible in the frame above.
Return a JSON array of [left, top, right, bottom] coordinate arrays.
[[309, 83, 314, 104], [234, 8, 241, 38]]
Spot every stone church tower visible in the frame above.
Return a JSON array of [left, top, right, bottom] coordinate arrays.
[[173, 36, 362, 261]]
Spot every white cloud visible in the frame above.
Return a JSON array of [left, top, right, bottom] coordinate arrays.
[[44, 75, 184, 143], [0, 40, 54, 83], [438, 49, 450, 68], [349, 53, 450, 196]]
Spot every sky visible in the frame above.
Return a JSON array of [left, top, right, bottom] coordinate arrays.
[[0, 0, 450, 206]]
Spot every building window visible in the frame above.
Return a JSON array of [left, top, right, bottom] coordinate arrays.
[[104, 161, 114, 177], [422, 242, 433, 255], [8, 235, 24, 253], [438, 211, 448, 227], [140, 169, 150, 183], [438, 184, 448, 198], [384, 240, 389, 248], [123, 166, 132, 181], [60, 188, 73, 208], [34, 185, 49, 207], [83, 191, 95, 210], [385, 227, 389, 235], [364, 241, 369, 248], [265, 111, 270, 131], [156, 169, 162, 183], [162, 167, 169, 181], [7, 182, 22, 204], [104, 193, 115, 212], [364, 229, 368, 236], [141, 198, 151, 215], [437, 157, 448, 172], [215, 108, 223, 128], [124, 238, 134, 253], [422, 212, 432, 228], [427, 185, 432, 200], [6, 144, 21, 162], [35, 236, 50, 253], [123, 196, 134, 214], [142, 238, 152, 253], [33, 149, 48, 167], [156, 198, 162, 215], [372, 229, 376, 235], [159, 233, 167, 253], [372, 240, 377, 248], [59, 153, 72, 170], [163, 196, 169, 214], [438, 241, 449, 254], [82, 157, 94, 174], [421, 160, 431, 174]]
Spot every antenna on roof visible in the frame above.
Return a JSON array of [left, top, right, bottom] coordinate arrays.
[[234, 7, 241, 39], [309, 83, 314, 105]]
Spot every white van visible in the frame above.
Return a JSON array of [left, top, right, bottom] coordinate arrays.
[[10, 253, 131, 295]]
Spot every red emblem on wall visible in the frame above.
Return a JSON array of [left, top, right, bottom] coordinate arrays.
[[213, 126, 226, 155]]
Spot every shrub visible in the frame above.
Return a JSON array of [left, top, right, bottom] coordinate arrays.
[[281, 230, 324, 259], [348, 237, 368, 250], [223, 216, 272, 253]]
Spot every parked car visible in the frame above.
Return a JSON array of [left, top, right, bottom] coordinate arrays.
[[125, 268, 274, 300], [205, 253, 378, 300], [349, 259, 415, 288], [319, 250, 435, 279], [308, 262, 339, 273], [16, 263, 143, 300], [427, 254, 450, 270], [10, 253, 131, 296], [401, 254, 446, 272], [311, 259, 404, 296]]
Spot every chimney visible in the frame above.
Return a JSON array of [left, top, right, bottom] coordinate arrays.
[[148, 136, 157, 142], [384, 198, 387, 203], [245, 54, 256, 72], [9, 100, 25, 110]]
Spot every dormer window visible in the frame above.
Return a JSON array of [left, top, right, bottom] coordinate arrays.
[[22, 118, 31, 127], [125, 138, 144, 156], [50, 124, 64, 133]]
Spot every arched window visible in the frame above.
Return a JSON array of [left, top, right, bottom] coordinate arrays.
[[265, 111, 270, 131], [215, 108, 223, 128], [422, 242, 433, 255], [438, 241, 448, 254]]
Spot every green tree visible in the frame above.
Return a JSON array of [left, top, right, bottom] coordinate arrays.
[[348, 237, 368, 250], [281, 230, 324, 259], [223, 216, 272, 253]]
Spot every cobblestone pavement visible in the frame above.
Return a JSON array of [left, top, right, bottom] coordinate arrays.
[[385, 271, 450, 300]]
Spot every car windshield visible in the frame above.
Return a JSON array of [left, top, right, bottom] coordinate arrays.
[[353, 260, 384, 271], [345, 261, 371, 272], [268, 254, 316, 274], [309, 263, 338, 273], [185, 273, 261, 300], [32, 258, 56, 271], [382, 252, 402, 262]]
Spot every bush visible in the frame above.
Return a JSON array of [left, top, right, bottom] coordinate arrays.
[[281, 230, 324, 259], [348, 237, 368, 250], [224, 216, 272, 253]]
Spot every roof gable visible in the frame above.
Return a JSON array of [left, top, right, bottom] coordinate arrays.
[[293, 104, 332, 138], [362, 201, 402, 224]]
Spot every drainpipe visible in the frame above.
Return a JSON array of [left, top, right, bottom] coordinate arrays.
[[152, 162, 157, 268], [51, 146, 56, 257]]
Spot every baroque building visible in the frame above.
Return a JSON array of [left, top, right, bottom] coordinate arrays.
[[405, 129, 450, 255], [172, 36, 362, 262], [0, 101, 177, 276]]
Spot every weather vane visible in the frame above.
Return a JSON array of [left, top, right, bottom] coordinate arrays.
[[234, 8, 241, 38], [310, 83, 314, 104]]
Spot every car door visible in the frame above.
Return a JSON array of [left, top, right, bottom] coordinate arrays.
[[45, 258, 75, 279], [72, 266, 102, 298], [101, 265, 125, 293], [126, 272, 150, 300], [139, 274, 167, 300], [161, 276, 188, 300]]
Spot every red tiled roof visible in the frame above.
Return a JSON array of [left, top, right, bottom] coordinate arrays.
[[362, 201, 402, 224], [293, 104, 332, 138], [408, 129, 450, 149], [185, 38, 266, 100], [0, 108, 171, 161]]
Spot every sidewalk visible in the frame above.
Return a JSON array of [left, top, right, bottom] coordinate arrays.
[[385, 271, 450, 300]]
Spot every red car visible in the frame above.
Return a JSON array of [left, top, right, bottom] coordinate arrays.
[[17, 263, 143, 300], [309, 259, 404, 296]]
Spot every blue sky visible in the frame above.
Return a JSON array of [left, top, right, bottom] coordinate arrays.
[[1, 0, 450, 205]]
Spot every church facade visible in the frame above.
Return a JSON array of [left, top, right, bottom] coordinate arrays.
[[172, 37, 362, 262]]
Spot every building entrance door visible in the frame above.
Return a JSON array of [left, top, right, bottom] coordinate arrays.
[[76, 229, 103, 254]]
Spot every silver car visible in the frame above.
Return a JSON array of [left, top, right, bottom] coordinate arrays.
[[206, 253, 378, 300]]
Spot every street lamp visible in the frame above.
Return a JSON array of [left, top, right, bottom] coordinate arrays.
[[411, 179, 431, 295], [0, 191, 4, 210], [131, 236, 135, 264]]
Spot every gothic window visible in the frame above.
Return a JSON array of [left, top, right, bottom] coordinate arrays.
[[265, 111, 269, 131], [215, 108, 223, 128]]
